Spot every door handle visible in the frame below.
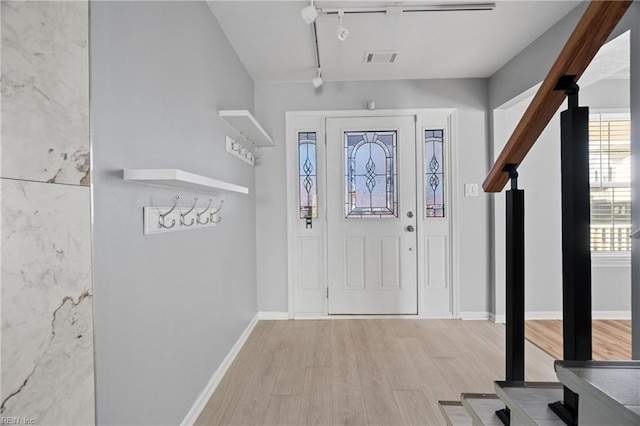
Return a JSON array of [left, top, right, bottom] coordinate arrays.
[[406, 225, 415, 232]]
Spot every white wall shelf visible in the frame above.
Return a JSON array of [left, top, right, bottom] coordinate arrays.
[[123, 169, 249, 195], [219, 110, 274, 147]]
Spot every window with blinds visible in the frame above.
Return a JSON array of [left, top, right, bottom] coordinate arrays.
[[589, 114, 631, 251]]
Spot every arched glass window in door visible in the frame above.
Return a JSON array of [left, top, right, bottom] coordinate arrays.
[[344, 131, 397, 219]]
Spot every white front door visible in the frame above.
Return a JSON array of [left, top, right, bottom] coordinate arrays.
[[326, 116, 418, 314]]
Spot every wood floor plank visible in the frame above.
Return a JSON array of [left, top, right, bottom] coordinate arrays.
[[299, 367, 334, 426], [376, 321, 423, 391], [197, 319, 559, 426], [273, 320, 312, 395], [263, 395, 302, 426], [195, 321, 278, 425], [227, 321, 289, 425], [307, 320, 332, 368], [351, 320, 406, 426], [393, 390, 440, 426], [331, 321, 368, 426], [395, 337, 457, 400], [525, 319, 632, 361]]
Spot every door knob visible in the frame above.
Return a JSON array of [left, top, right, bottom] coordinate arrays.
[[407, 211, 414, 218], [406, 225, 415, 232]]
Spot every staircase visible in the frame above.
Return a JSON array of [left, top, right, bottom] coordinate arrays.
[[438, 360, 640, 425], [471, 1, 637, 425]]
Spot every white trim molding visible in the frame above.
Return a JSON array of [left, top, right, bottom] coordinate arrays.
[[593, 311, 632, 320], [490, 313, 506, 323], [489, 311, 632, 322], [524, 311, 563, 320], [459, 311, 491, 320], [180, 313, 259, 426]]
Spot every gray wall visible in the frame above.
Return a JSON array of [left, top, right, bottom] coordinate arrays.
[[91, 2, 257, 424], [630, 3, 640, 359], [488, 1, 639, 320], [254, 79, 491, 314], [493, 78, 631, 318]]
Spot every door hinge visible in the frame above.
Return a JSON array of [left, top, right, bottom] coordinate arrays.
[[326, 287, 329, 298]]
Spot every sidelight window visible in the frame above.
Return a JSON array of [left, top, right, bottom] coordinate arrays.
[[299, 132, 317, 219], [425, 129, 445, 218]]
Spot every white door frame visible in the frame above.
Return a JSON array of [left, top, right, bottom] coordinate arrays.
[[285, 108, 459, 319]]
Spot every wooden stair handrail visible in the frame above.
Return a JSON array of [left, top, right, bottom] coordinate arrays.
[[483, 0, 633, 193]]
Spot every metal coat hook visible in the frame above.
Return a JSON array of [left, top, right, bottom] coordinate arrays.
[[210, 199, 224, 223], [159, 195, 179, 229], [196, 197, 213, 225], [231, 141, 243, 152], [180, 196, 198, 227]]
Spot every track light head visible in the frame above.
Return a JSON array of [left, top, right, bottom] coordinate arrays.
[[301, 3, 318, 25], [336, 11, 349, 41], [312, 68, 323, 88], [336, 25, 349, 41]]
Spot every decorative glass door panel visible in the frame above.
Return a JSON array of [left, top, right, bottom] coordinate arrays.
[[425, 130, 445, 217], [344, 131, 398, 218]]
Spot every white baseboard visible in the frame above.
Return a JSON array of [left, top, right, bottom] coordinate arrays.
[[459, 311, 490, 320], [180, 313, 259, 426], [593, 311, 631, 320], [525, 311, 563, 320], [488, 311, 632, 322], [418, 312, 454, 319], [293, 314, 430, 319], [490, 313, 506, 324], [257, 311, 290, 320]]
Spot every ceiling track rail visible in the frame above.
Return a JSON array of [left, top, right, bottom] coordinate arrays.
[[483, 0, 633, 193], [318, 3, 496, 15]]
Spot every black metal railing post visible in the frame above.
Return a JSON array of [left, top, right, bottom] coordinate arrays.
[[496, 164, 525, 426], [549, 76, 593, 426]]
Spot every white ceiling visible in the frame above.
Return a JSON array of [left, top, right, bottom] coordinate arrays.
[[207, 0, 581, 82]]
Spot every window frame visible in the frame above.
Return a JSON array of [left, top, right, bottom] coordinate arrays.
[[588, 110, 632, 261]]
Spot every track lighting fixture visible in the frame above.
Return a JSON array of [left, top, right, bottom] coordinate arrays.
[[312, 68, 323, 88], [300, 1, 318, 25], [336, 11, 349, 42]]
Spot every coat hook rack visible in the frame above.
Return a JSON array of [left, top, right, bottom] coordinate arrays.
[[143, 195, 225, 235]]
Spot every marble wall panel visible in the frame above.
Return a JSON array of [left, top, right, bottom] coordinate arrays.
[[1, 179, 94, 424], [1, 179, 94, 425], [1, 1, 90, 185]]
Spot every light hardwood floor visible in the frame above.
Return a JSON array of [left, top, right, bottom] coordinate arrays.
[[525, 319, 632, 361], [195, 320, 557, 426]]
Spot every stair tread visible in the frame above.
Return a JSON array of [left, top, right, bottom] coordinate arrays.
[[461, 393, 503, 426], [494, 381, 564, 425], [439, 401, 473, 426], [555, 361, 640, 422]]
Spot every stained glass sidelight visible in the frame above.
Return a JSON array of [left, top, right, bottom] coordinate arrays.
[[299, 132, 317, 219], [425, 130, 444, 217], [344, 131, 397, 219]]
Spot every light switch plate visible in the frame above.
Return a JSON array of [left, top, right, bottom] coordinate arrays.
[[465, 183, 479, 197]]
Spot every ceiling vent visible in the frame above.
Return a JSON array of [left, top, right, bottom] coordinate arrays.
[[363, 51, 398, 64]]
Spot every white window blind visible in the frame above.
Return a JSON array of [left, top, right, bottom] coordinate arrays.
[[589, 114, 631, 251]]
